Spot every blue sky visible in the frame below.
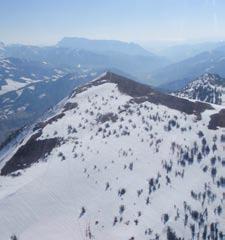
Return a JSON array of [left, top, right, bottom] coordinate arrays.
[[1, 0, 225, 45]]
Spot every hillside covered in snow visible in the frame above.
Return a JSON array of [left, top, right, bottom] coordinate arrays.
[[175, 73, 225, 105], [0, 72, 225, 240]]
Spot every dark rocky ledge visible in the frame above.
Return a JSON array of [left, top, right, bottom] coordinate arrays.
[[33, 112, 65, 131], [1, 131, 59, 176], [208, 109, 225, 130], [63, 102, 78, 112]]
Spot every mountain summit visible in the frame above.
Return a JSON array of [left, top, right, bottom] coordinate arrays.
[[0, 72, 225, 240], [57, 37, 153, 56]]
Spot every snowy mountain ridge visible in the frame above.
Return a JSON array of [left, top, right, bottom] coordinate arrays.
[[175, 73, 225, 105], [0, 72, 225, 240]]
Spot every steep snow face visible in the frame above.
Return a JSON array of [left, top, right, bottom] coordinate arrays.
[[0, 73, 225, 240], [175, 73, 225, 105]]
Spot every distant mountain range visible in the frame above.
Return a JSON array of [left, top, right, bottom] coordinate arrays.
[[151, 44, 225, 90], [58, 37, 153, 56], [3, 39, 225, 90], [157, 41, 225, 62], [1, 38, 170, 81]]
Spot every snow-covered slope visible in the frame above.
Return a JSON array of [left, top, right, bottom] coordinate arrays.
[[175, 73, 225, 105], [0, 72, 225, 240], [5, 42, 170, 83]]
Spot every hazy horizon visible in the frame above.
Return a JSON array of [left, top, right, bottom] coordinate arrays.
[[1, 0, 225, 46]]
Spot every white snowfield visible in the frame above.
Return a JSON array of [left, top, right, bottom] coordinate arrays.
[[0, 79, 28, 95], [0, 73, 225, 240]]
